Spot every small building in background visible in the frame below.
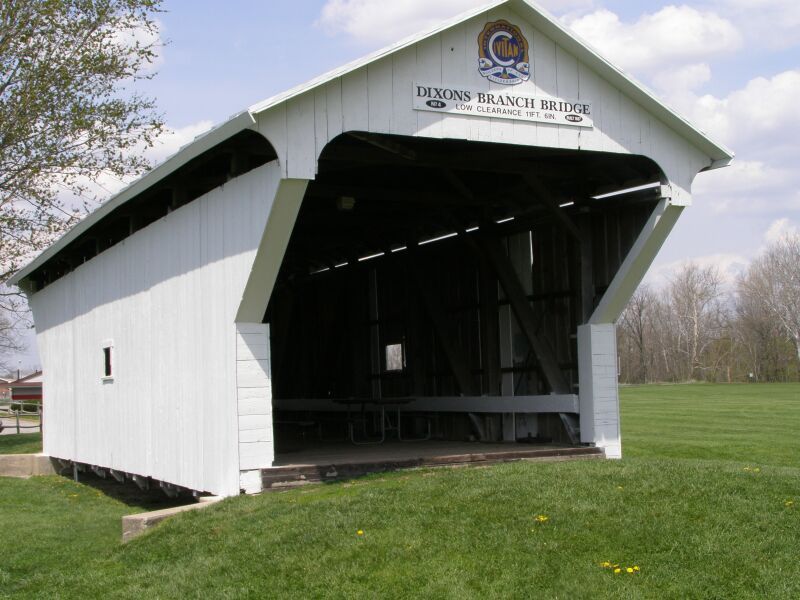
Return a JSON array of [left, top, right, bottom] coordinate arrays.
[[10, 371, 43, 405]]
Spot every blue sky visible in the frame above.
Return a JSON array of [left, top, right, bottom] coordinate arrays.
[[11, 0, 800, 370]]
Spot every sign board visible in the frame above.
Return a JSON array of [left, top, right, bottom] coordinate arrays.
[[413, 82, 593, 128]]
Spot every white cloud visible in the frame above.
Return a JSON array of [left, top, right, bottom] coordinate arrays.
[[694, 160, 795, 198], [111, 18, 166, 73], [316, 0, 593, 45], [713, 0, 800, 49], [686, 70, 800, 152], [765, 218, 800, 244], [652, 63, 711, 94], [564, 6, 741, 73], [693, 162, 800, 216]]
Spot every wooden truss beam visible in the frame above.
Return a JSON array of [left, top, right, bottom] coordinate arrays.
[[461, 225, 570, 395], [522, 173, 581, 240], [408, 248, 477, 396]]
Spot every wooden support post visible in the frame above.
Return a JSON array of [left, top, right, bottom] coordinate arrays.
[[408, 274, 427, 397], [170, 187, 188, 212], [580, 213, 594, 323], [229, 151, 248, 180], [471, 228, 570, 395], [479, 257, 501, 396], [408, 249, 476, 396], [129, 214, 143, 236], [368, 268, 382, 399]]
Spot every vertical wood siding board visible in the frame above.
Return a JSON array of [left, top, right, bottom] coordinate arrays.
[[367, 58, 393, 134], [618, 93, 642, 156], [194, 202, 206, 489], [415, 34, 443, 138], [440, 23, 467, 139], [285, 92, 315, 180], [648, 118, 672, 182], [460, 12, 491, 141], [576, 61, 603, 152], [555, 44, 579, 149], [533, 28, 558, 148], [257, 105, 288, 177], [314, 86, 328, 166], [597, 82, 622, 154], [341, 69, 369, 133], [203, 189, 223, 491], [221, 189, 241, 493], [391, 47, 417, 135], [486, 7, 514, 144], [325, 78, 343, 142]]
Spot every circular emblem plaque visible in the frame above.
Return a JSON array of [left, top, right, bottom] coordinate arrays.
[[478, 20, 530, 85]]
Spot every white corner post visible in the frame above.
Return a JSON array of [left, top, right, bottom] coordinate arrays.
[[579, 191, 686, 459], [236, 323, 274, 494], [235, 178, 309, 494]]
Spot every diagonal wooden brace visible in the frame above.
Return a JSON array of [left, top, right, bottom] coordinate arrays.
[[470, 228, 570, 395]]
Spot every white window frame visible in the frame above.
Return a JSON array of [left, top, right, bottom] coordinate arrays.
[[101, 339, 114, 381]]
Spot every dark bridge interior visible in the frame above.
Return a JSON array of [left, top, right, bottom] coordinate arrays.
[[265, 132, 664, 446]]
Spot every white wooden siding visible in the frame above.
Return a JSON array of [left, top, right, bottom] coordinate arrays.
[[236, 323, 273, 478], [578, 323, 621, 458], [31, 161, 284, 496], [257, 5, 709, 200]]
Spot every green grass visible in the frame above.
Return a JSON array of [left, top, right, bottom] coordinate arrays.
[[621, 383, 800, 467], [0, 432, 42, 454], [2, 384, 800, 598]]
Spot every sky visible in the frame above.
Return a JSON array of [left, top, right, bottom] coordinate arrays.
[[10, 0, 800, 371]]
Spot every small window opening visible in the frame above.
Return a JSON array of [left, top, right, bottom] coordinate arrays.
[[385, 343, 404, 372], [103, 346, 113, 378]]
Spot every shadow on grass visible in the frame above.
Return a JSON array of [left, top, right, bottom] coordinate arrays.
[[63, 469, 195, 512]]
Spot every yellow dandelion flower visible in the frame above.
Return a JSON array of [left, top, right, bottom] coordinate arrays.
[[600, 561, 611, 568], [613, 568, 621, 574], [535, 514, 549, 523], [633, 566, 640, 572], [626, 567, 634, 574], [357, 530, 364, 536]]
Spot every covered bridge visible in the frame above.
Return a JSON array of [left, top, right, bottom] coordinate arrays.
[[10, 0, 732, 496]]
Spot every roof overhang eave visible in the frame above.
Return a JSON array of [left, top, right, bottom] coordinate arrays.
[[8, 111, 258, 288]]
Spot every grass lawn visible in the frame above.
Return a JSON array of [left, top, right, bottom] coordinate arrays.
[[2, 383, 799, 598], [0, 432, 42, 454]]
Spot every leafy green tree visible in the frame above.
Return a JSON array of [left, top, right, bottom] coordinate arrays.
[[0, 0, 165, 284]]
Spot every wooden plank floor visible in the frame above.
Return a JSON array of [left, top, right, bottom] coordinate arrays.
[[263, 441, 603, 489]]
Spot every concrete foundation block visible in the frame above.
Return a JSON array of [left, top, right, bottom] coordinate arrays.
[[0, 454, 59, 478], [121, 497, 223, 543]]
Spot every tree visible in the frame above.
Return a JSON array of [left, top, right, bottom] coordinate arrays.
[[0, 307, 22, 372], [668, 263, 728, 381], [0, 0, 165, 284], [618, 284, 657, 383], [739, 234, 800, 364]]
